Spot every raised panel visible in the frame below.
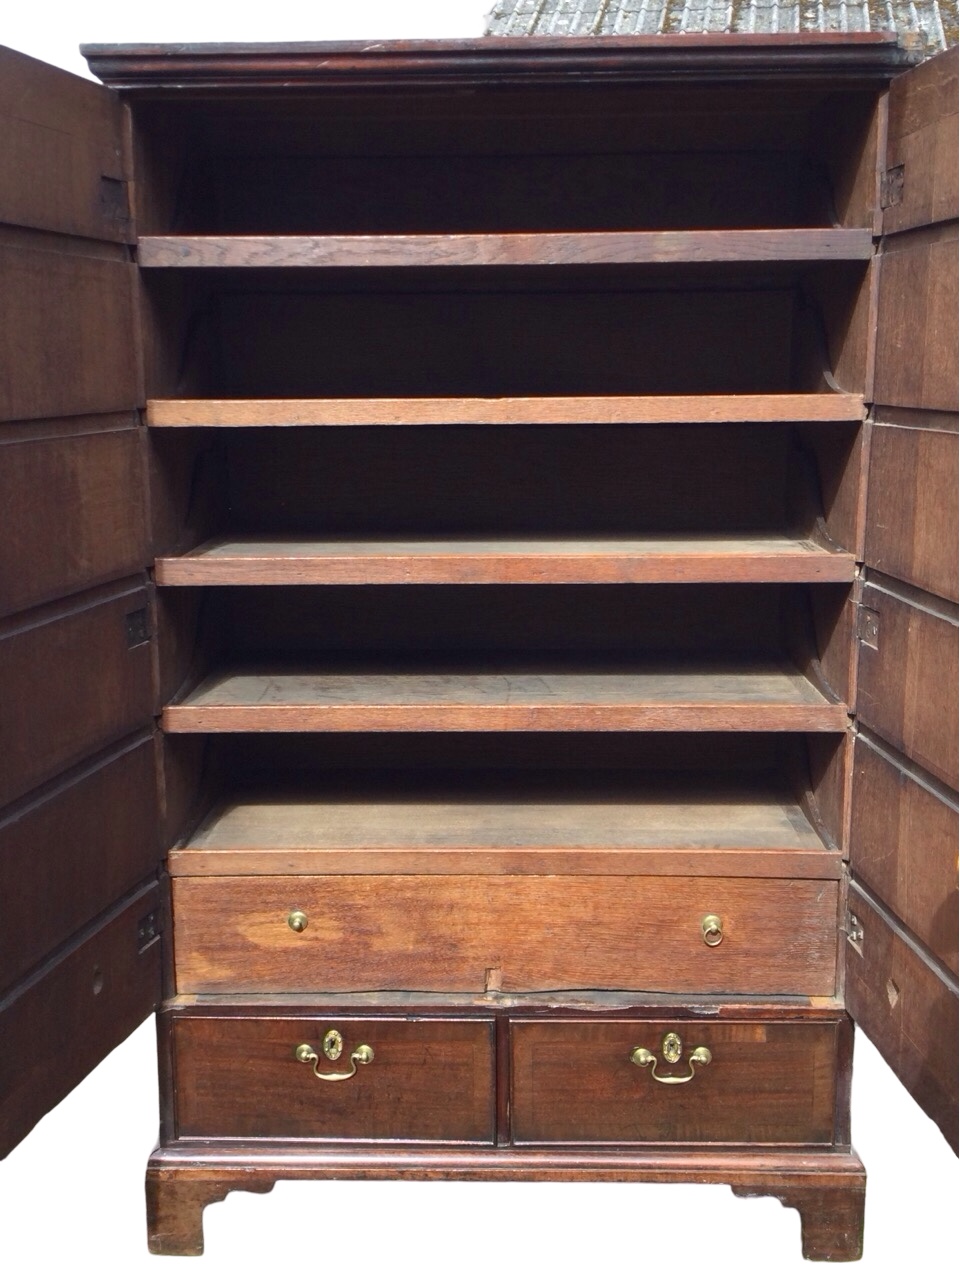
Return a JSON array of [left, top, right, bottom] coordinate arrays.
[[0, 420, 149, 617], [0, 245, 139, 423], [850, 736, 958, 976], [0, 44, 132, 242], [0, 737, 160, 992], [845, 887, 958, 1152], [0, 584, 154, 809], [873, 227, 958, 413], [863, 421, 959, 603], [0, 885, 160, 1159], [856, 581, 958, 790], [883, 46, 958, 235]]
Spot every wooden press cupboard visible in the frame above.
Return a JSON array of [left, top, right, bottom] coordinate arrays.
[[0, 33, 956, 1261]]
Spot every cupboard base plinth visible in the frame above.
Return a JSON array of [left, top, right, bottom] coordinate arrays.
[[146, 1144, 865, 1258]]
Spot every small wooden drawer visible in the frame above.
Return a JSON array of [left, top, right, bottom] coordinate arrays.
[[172, 1015, 496, 1143], [511, 1018, 842, 1145], [172, 874, 839, 996]]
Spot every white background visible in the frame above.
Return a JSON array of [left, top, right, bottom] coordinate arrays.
[[1, 3, 956, 1274]]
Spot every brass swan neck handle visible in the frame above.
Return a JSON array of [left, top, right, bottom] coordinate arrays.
[[295, 1041, 374, 1082], [630, 1031, 712, 1085]]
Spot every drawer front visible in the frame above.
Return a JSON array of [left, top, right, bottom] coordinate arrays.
[[172, 875, 838, 996], [511, 1018, 841, 1145], [173, 1016, 496, 1144]]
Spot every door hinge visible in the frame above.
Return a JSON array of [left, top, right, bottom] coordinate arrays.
[[137, 910, 160, 953], [857, 606, 880, 650], [100, 175, 132, 228], [845, 911, 865, 956], [881, 164, 904, 210], [125, 607, 151, 648]]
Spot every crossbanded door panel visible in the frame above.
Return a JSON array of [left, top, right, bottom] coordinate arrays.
[[0, 46, 161, 1157], [846, 47, 959, 1152]]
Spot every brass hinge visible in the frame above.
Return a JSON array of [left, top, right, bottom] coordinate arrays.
[[845, 911, 864, 956], [881, 164, 904, 210], [857, 606, 880, 650], [137, 910, 160, 953]]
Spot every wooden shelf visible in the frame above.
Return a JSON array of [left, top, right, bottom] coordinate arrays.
[[155, 535, 856, 586], [170, 774, 840, 880], [162, 660, 848, 734], [146, 393, 864, 428], [138, 230, 874, 270]]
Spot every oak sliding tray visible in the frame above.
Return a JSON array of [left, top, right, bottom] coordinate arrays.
[[171, 774, 840, 878], [169, 775, 841, 997], [146, 393, 865, 427], [155, 535, 857, 586], [161, 660, 848, 734], [136, 229, 875, 269]]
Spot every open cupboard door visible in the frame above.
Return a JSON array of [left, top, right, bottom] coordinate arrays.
[[846, 46, 959, 1152], [0, 46, 161, 1157]]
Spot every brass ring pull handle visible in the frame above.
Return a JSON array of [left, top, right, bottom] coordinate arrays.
[[295, 1041, 374, 1082], [701, 913, 724, 947], [630, 1031, 712, 1085]]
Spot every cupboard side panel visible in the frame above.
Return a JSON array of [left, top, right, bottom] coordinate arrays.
[[0, 44, 133, 243], [853, 47, 960, 1151], [0, 46, 161, 1159]]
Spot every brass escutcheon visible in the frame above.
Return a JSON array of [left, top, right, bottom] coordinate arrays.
[[322, 1029, 344, 1061], [701, 914, 724, 947], [662, 1031, 683, 1064], [287, 910, 309, 933], [630, 1031, 712, 1085]]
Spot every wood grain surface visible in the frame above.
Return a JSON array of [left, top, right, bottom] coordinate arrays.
[[0, 418, 149, 617], [163, 661, 847, 734], [883, 46, 958, 236], [0, 44, 132, 242], [874, 224, 958, 412], [171, 873, 838, 996], [173, 1015, 495, 1142], [864, 420, 959, 603], [850, 734, 958, 975], [171, 776, 836, 880], [147, 393, 864, 427], [138, 229, 874, 269], [144, 1141, 866, 1259], [155, 535, 856, 586], [856, 579, 959, 788], [0, 736, 159, 991], [0, 583, 154, 808], [0, 885, 160, 1159], [511, 1018, 839, 1144], [83, 34, 912, 94], [845, 884, 958, 1151], [0, 242, 139, 423]]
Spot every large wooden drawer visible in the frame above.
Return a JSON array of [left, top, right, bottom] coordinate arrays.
[[172, 874, 839, 996], [172, 1015, 496, 1143], [511, 1017, 843, 1145]]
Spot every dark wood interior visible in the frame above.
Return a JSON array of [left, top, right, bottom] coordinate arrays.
[[130, 87, 879, 235]]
